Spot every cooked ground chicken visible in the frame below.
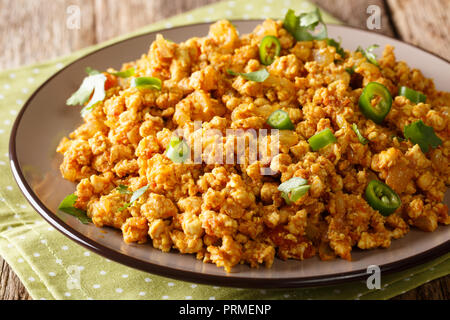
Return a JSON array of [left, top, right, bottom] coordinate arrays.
[[57, 19, 449, 272]]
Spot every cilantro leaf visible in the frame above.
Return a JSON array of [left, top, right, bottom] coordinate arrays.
[[227, 69, 269, 82], [283, 8, 328, 41], [86, 66, 134, 78], [404, 120, 443, 153], [85, 67, 101, 76], [118, 185, 149, 212], [116, 185, 132, 195], [357, 44, 380, 67], [67, 73, 107, 117], [345, 66, 356, 74], [58, 194, 91, 224], [326, 38, 346, 58]]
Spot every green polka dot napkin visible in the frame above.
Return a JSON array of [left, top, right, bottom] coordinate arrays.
[[0, 0, 448, 300]]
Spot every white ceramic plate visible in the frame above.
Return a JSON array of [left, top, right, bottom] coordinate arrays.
[[9, 21, 450, 288]]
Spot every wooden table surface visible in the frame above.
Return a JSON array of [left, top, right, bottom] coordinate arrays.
[[0, 0, 448, 300]]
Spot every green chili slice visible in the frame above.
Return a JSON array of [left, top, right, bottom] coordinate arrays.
[[278, 177, 310, 204], [398, 86, 427, 104], [308, 128, 337, 151], [131, 77, 162, 90], [358, 82, 392, 124], [352, 123, 369, 145], [166, 136, 190, 163], [267, 110, 295, 130], [283, 9, 299, 36], [259, 36, 281, 65], [365, 180, 401, 216], [111, 67, 135, 78], [403, 120, 442, 153]]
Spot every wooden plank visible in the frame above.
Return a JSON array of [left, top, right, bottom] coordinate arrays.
[[387, 0, 450, 60], [310, 0, 395, 36], [394, 276, 450, 300], [0, 257, 32, 300], [93, 0, 222, 43], [0, 0, 96, 71], [0, 0, 448, 300]]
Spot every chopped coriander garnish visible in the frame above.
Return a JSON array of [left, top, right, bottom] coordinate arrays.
[[283, 8, 328, 41], [67, 73, 107, 117], [352, 123, 369, 145], [357, 44, 380, 67], [85, 67, 101, 76], [131, 77, 162, 91], [119, 185, 150, 212], [326, 38, 346, 58], [85, 66, 135, 78], [391, 135, 406, 142], [58, 194, 91, 224], [403, 120, 442, 153], [345, 66, 356, 74], [227, 68, 269, 82], [116, 185, 132, 195]]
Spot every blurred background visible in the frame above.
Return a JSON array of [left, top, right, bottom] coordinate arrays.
[[0, 0, 448, 72], [0, 0, 448, 300]]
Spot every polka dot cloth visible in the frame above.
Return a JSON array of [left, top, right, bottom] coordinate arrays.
[[0, 0, 448, 300]]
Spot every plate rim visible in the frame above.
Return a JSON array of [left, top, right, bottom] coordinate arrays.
[[8, 20, 450, 289]]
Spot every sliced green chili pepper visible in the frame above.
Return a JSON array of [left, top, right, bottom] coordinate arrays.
[[283, 9, 299, 36], [278, 177, 310, 204], [111, 67, 135, 78], [267, 110, 295, 130], [365, 180, 401, 216], [259, 35, 281, 65], [308, 128, 337, 151], [403, 120, 442, 153], [398, 86, 427, 104], [131, 77, 162, 90], [352, 123, 369, 145], [166, 136, 190, 163], [358, 82, 392, 124]]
